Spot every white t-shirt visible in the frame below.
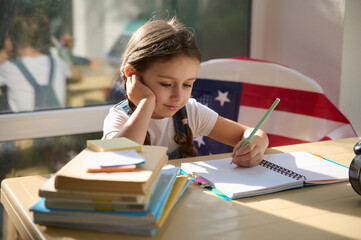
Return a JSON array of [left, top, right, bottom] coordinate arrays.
[[103, 98, 219, 154], [0, 55, 71, 112]]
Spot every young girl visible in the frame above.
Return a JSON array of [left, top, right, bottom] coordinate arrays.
[[103, 17, 268, 167]]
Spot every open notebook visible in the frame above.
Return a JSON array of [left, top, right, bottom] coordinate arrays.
[[181, 152, 349, 199]]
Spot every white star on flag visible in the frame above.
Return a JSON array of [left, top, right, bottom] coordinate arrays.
[[215, 90, 231, 107], [194, 135, 206, 148]]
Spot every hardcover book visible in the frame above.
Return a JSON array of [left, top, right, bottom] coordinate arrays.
[[54, 146, 168, 194], [39, 176, 154, 204]]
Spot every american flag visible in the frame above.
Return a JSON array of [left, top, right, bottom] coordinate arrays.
[[192, 57, 357, 156]]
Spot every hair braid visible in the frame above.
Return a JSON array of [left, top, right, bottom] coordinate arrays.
[[174, 109, 197, 157]]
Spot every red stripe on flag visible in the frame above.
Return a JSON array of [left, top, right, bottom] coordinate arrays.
[[240, 83, 349, 123], [267, 134, 311, 148], [320, 136, 332, 141]]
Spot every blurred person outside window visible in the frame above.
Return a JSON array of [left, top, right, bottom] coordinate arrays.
[[0, 7, 81, 113]]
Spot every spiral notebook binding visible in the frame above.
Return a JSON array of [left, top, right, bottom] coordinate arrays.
[[260, 159, 307, 180]]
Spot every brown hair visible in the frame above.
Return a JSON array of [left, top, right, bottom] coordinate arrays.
[[10, 8, 51, 55], [121, 17, 200, 157]]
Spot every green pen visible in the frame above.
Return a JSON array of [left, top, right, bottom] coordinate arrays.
[[231, 98, 280, 164]]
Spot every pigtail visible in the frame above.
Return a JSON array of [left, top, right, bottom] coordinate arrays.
[[174, 109, 197, 157]]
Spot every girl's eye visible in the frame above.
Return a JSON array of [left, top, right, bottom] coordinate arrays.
[[184, 83, 193, 88], [160, 83, 171, 87]]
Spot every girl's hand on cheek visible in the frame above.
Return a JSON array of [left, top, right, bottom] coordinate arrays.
[[126, 75, 155, 106]]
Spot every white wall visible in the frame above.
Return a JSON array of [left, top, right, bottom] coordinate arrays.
[[251, 0, 360, 136], [340, 0, 361, 137]]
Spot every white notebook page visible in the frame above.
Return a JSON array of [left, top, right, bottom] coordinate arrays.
[[263, 152, 349, 183], [181, 158, 303, 198]]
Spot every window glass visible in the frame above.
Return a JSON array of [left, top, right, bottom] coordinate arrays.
[[0, 0, 251, 113]]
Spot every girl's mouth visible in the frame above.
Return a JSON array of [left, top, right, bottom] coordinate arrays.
[[164, 104, 178, 111]]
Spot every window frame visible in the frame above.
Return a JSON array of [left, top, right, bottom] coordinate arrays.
[[0, 105, 112, 142]]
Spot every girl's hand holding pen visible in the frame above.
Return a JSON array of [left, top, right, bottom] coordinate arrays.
[[231, 130, 268, 168], [230, 98, 278, 168], [231, 128, 268, 167]]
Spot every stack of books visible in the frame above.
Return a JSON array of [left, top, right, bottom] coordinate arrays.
[[30, 138, 190, 236]]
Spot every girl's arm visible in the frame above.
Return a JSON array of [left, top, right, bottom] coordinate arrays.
[[207, 116, 269, 167], [111, 98, 155, 144], [106, 74, 156, 144]]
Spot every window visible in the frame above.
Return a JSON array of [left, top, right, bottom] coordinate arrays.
[[0, 0, 251, 182], [1, 0, 251, 113]]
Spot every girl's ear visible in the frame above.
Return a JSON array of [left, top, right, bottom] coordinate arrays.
[[123, 65, 136, 78]]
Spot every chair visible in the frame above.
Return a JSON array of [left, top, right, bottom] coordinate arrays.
[[192, 57, 356, 156]]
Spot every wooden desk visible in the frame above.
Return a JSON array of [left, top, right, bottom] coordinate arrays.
[[2, 138, 361, 240]]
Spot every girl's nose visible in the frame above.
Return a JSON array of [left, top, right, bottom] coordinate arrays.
[[171, 86, 181, 100]]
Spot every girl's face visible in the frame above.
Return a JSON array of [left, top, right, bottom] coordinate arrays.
[[141, 55, 199, 119]]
